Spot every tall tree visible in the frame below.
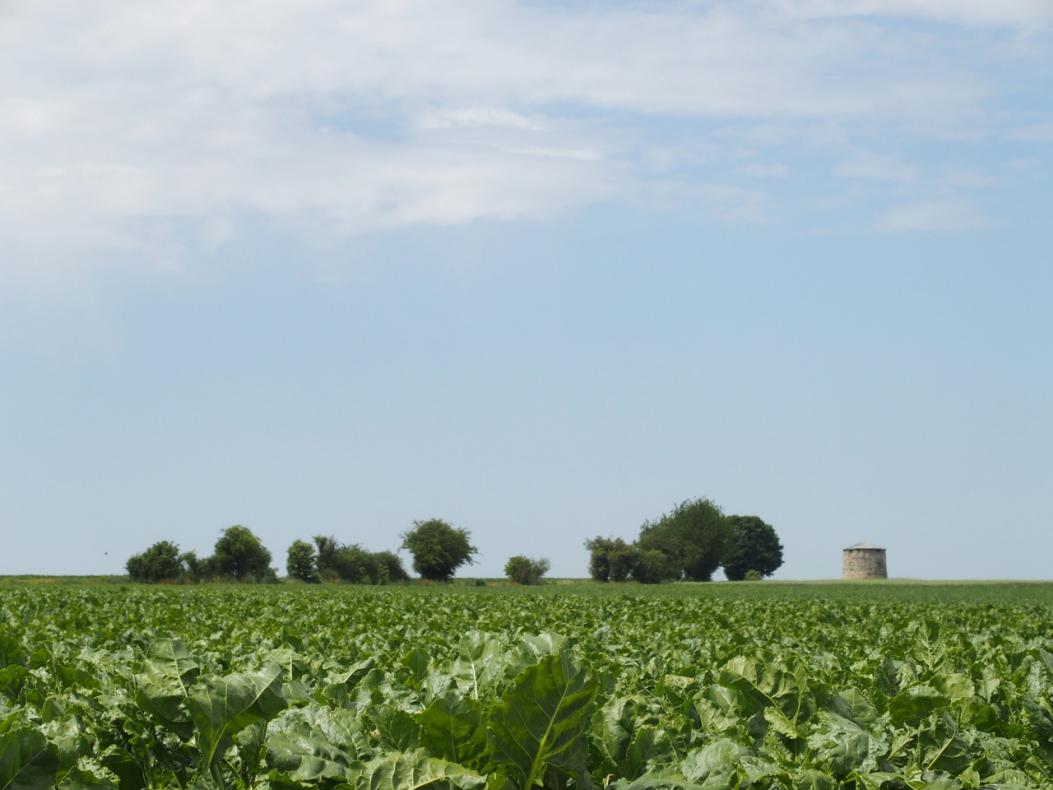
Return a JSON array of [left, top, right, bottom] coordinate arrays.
[[722, 515, 784, 580], [637, 498, 729, 581], [211, 525, 273, 581], [126, 540, 185, 582], [286, 540, 319, 583], [401, 519, 477, 581]]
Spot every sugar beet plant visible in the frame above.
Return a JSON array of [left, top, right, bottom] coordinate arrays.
[[1, 585, 1053, 788]]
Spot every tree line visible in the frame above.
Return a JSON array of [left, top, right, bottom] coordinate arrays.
[[126, 497, 782, 584], [125, 519, 479, 584], [586, 497, 783, 583]]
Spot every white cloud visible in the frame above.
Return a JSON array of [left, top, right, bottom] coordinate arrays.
[[416, 107, 546, 132], [779, 0, 1053, 29], [836, 154, 919, 183], [743, 162, 791, 179], [1011, 122, 1053, 141], [0, 0, 1044, 276], [876, 200, 987, 231]]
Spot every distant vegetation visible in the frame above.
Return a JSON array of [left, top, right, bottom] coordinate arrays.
[[586, 497, 784, 583], [125, 496, 783, 584], [126, 526, 276, 583], [504, 555, 549, 585], [400, 519, 477, 582]]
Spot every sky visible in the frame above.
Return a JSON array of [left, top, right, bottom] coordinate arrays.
[[1, 0, 1051, 579]]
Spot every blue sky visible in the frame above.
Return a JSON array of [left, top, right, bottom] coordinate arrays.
[[1, 1, 1051, 579]]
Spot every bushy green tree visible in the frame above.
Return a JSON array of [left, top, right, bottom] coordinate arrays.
[[505, 555, 550, 585], [584, 537, 613, 582], [180, 550, 206, 582], [637, 498, 729, 581], [723, 515, 784, 580], [312, 535, 341, 580], [332, 544, 384, 584], [587, 537, 626, 582], [286, 540, 319, 583], [126, 540, 185, 582], [401, 519, 477, 581], [630, 548, 679, 584], [585, 537, 636, 582], [211, 525, 274, 582], [311, 535, 407, 584], [373, 550, 410, 583]]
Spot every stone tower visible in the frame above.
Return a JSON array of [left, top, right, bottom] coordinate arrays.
[[842, 542, 887, 579]]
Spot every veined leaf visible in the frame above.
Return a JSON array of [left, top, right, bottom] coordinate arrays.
[[488, 650, 597, 790], [416, 693, 486, 767], [681, 739, 749, 787], [0, 726, 58, 790], [337, 749, 485, 790], [265, 705, 368, 783], [135, 639, 200, 732], [188, 664, 288, 781]]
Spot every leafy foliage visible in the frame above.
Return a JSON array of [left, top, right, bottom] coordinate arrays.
[[503, 556, 549, 585], [401, 520, 477, 581], [584, 537, 637, 582], [287, 541, 320, 583], [2, 583, 1053, 788], [637, 497, 729, 581], [723, 515, 784, 580], [212, 525, 275, 582], [126, 540, 185, 582], [311, 536, 407, 584]]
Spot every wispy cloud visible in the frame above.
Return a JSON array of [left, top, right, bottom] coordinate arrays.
[[0, 0, 1047, 277], [876, 200, 987, 232], [836, 154, 919, 183], [1011, 122, 1053, 141], [780, 0, 1053, 29], [743, 162, 791, 179]]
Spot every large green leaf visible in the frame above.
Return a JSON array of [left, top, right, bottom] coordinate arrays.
[[0, 639, 26, 672], [337, 749, 485, 790], [0, 726, 58, 790], [56, 760, 120, 790], [416, 693, 486, 767], [135, 639, 200, 733], [266, 703, 368, 783], [681, 739, 749, 788], [805, 712, 876, 778], [488, 651, 597, 790], [188, 664, 288, 781]]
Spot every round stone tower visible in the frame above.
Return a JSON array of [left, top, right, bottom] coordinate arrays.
[[842, 542, 887, 579]]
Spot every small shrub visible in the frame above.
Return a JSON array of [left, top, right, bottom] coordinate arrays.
[[126, 541, 185, 583], [505, 556, 550, 585]]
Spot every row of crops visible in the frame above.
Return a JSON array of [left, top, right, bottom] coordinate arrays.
[[1, 584, 1052, 788]]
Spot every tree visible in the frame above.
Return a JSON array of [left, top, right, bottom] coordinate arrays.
[[637, 498, 729, 581], [331, 544, 383, 584], [126, 540, 185, 582], [286, 540, 319, 583], [401, 519, 477, 581], [211, 525, 273, 581], [723, 515, 783, 580], [180, 550, 206, 582], [583, 537, 645, 583], [310, 535, 407, 584], [585, 537, 615, 582], [630, 548, 679, 584], [505, 555, 550, 585], [373, 550, 410, 583]]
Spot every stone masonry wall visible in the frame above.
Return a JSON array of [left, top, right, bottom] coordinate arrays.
[[842, 549, 888, 579]]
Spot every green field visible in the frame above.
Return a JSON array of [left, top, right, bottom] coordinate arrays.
[[2, 582, 1052, 788]]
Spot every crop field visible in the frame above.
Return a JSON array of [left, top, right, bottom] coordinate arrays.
[[2, 582, 1052, 789]]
